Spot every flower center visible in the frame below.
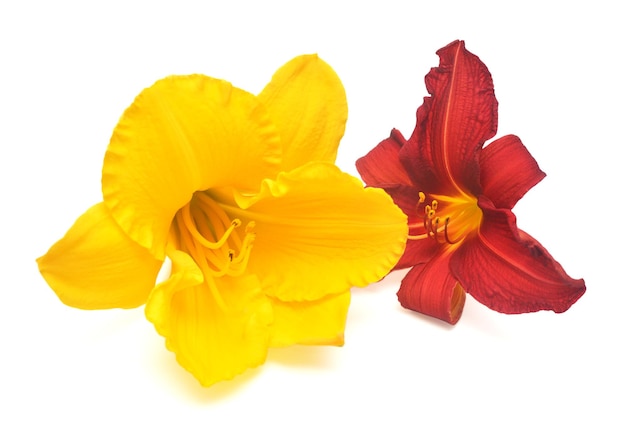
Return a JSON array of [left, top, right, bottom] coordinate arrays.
[[170, 191, 255, 308], [409, 191, 482, 245]]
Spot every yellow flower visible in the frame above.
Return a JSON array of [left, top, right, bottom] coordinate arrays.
[[37, 55, 407, 387]]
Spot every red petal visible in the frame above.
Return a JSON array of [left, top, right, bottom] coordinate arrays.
[[480, 135, 546, 209], [396, 238, 439, 270], [451, 197, 586, 314], [397, 250, 466, 324], [356, 128, 412, 188], [400, 40, 498, 195]]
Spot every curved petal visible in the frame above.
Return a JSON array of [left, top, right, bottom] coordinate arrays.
[[145, 250, 273, 387], [269, 291, 350, 347], [451, 197, 586, 314], [397, 250, 466, 324], [37, 203, 162, 309], [398, 237, 440, 270], [480, 135, 546, 209], [401, 40, 497, 195], [356, 128, 412, 188], [218, 162, 407, 302], [102, 75, 282, 259], [257, 54, 347, 171]]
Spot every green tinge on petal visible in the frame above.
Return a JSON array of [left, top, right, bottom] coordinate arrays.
[[218, 162, 408, 302], [102, 75, 282, 260], [270, 291, 350, 348], [258, 54, 347, 171], [37, 203, 162, 309], [146, 250, 273, 387]]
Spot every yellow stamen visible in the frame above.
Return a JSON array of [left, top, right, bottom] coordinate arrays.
[[407, 190, 482, 245], [170, 191, 256, 310]]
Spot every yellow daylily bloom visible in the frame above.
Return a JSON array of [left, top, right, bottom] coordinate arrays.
[[37, 55, 407, 387]]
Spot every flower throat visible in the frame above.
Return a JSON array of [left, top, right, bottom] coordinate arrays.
[[171, 191, 255, 309], [408, 191, 482, 245]]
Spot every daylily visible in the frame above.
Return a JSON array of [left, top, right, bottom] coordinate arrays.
[[356, 40, 585, 324], [37, 55, 407, 386]]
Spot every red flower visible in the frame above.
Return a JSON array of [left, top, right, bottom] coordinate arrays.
[[356, 40, 585, 324]]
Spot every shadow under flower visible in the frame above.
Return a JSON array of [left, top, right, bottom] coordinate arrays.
[[394, 292, 509, 337], [145, 338, 340, 401], [395, 303, 457, 331], [454, 294, 509, 337], [266, 345, 340, 369], [144, 333, 263, 403]]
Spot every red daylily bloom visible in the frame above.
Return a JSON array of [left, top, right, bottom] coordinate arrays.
[[356, 40, 585, 324]]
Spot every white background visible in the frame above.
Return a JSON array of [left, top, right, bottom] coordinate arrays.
[[1, 1, 623, 438]]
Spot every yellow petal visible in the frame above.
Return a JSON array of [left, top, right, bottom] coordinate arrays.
[[270, 291, 350, 348], [218, 162, 408, 302], [37, 203, 162, 309], [145, 250, 273, 387], [258, 54, 347, 171], [102, 75, 282, 259]]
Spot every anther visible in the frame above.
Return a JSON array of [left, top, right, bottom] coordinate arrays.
[[245, 221, 256, 233]]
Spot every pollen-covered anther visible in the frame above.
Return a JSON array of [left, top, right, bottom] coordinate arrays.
[[417, 195, 460, 245], [418, 191, 426, 204]]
